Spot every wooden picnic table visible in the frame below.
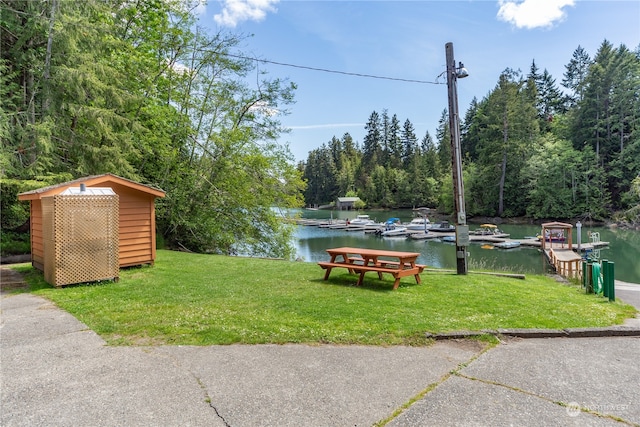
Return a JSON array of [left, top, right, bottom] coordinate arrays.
[[318, 247, 425, 290]]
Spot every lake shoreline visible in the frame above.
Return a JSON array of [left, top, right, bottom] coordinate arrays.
[[330, 209, 639, 231]]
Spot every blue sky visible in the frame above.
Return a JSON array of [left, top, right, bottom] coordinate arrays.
[[198, 1, 640, 162]]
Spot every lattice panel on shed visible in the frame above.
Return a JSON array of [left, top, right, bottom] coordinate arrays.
[[42, 194, 119, 287]]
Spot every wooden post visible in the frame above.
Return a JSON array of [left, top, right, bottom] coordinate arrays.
[[445, 42, 468, 275]]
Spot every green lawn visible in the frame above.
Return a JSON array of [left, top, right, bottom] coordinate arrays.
[[14, 249, 637, 346]]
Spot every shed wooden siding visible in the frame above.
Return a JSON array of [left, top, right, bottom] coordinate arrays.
[[18, 174, 165, 270], [30, 200, 45, 271], [115, 184, 157, 267]]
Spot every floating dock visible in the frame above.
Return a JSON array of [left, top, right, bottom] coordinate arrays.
[[295, 219, 609, 251]]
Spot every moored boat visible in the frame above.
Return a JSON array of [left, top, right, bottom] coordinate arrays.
[[472, 224, 502, 235], [430, 221, 456, 232], [494, 240, 521, 249], [380, 226, 408, 237], [375, 218, 407, 236], [406, 217, 432, 231], [347, 214, 377, 226]]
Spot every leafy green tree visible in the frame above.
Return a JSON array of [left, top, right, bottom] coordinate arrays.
[[2, 0, 304, 258], [523, 135, 584, 218], [610, 137, 640, 209], [474, 69, 539, 216], [362, 165, 385, 207]]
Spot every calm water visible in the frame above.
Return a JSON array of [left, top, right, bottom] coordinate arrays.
[[292, 209, 640, 283]]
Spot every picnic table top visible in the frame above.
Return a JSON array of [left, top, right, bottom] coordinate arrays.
[[325, 247, 421, 258]]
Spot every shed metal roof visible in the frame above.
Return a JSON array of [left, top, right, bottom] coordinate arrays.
[[59, 187, 116, 196]]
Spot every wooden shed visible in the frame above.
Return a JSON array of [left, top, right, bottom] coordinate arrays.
[[336, 197, 361, 210], [18, 174, 165, 270]]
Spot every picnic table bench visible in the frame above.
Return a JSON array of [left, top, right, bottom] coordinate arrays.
[[318, 247, 425, 290]]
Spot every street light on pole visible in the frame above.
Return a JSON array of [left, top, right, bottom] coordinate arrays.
[[445, 42, 469, 275]]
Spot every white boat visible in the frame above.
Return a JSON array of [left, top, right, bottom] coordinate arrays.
[[494, 241, 521, 249], [347, 214, 377, 226], [430, 221, 456, 232], [406, 217, 431, 231], [375, 218, 407, 236], [380, 225, 408, 237]]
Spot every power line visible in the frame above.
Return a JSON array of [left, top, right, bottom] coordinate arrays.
[[222, 52, 445, 85]]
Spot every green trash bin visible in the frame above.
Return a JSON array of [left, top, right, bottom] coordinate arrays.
[[608, 262, 615, 302], [602, 260, 609, 298], [591, 263, 602, 295]]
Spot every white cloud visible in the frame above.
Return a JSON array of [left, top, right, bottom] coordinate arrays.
[[497, 0, 575, 29], [165, 59, 192, 75], [214, 0, 279, 28], [249, 100, 279, 117]]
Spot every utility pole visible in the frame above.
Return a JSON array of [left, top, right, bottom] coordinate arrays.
[[445, 42, 469, 274]]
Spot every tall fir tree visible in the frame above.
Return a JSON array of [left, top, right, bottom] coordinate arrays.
[[401, 118, 417, 169], [562, 45, 592, 107]]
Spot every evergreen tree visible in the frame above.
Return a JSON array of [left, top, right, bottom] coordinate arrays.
[[362, 110, 382, 170], [474, 69, 539, 216], [573, 40, 617, 164], [336, 133, 360, 197], [420, 131, 439, 178], [528, 60, 565, 130], [607, 45, 640, 207], [1, 0, 304, 258], [388, 114, 402, 169], [380, 109, 390, 166], [610, 45, 640, 154], [539, 69, 565, 117], [436, 109, 451, 176], [460, 97, 481, 161], [562, 45, 592, 107], [401, 119, 417, 168], [302, 145, 337, 205]]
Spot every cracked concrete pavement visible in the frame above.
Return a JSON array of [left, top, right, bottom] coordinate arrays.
[[1, 275, 639, 426], [1, 292, 484, 426]]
